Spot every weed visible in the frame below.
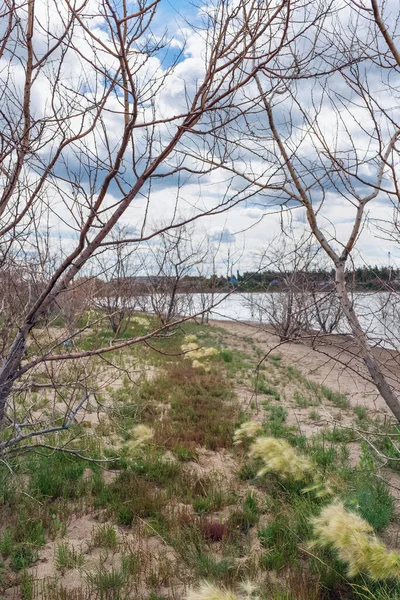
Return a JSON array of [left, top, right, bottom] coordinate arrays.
[[269, 354, 282, 363], [220, 349, 233, 363], [259, 549, 286, 571], [237, 463, 258, 481], [55, 542, 85, 570], [97, 471, 167, 525], [322, 426, 355, 443], [11, 545, 38, 571], [228, 493, 260, 533], [309, 440, 342, 470], [258, 517, 298, 566], [354, 405, 368, 421], [129, 453, 181, 484], [188, 548, 234, 582], [28, 451, 88, 500], [320, 386, 350, 409], [91, 524, 118, 550], [192, 488, 236, 514], [350, 477, 393, 532], [121, 552, 140, 576], [255, 377, 280, 400], [85, 564, 128, 600], [309, 410, 320, 421], [294, 391, 316, 408], [20, 569, 34, 600], [173, 445, 197, 462], [0, 529, 13, 558]]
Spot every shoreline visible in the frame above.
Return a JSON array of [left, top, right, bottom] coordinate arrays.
[[206, 318, 400, 418]]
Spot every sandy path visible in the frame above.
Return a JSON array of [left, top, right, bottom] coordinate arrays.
[[210, 319, 392, 417]]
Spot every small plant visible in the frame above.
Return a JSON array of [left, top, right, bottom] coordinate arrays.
[[269, 354, 282, 363], [351, 478, 393, 532], [293, 391, 311, 408], [192, 488, 235, 514], [320, 386, 350, 409], [10, 545, 38, 571], [259, 548, 286, 571], [20, 569, 34, 600], [220, 349, 233, 363], [190, 551, 234, 581], [0, 529, 13, 558], [92, 525, 118, 550], [173, 445, 197, 462], [121, 552, 140, 576], [255, 377, 280, 400], [55, 542, 85, 570], [354, 405, 368, 421], [309, 410, 320, 421], [85, 564, 128, 600]]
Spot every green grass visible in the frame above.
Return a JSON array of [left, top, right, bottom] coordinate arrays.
[[320, 385, 350, 409], [91, 524, 118, 550], [27, 451, 89, 500], [96, 471, 167, 526], [55, 542, 85, 570], [192, 487, 237, 514], [1, 320, 400, 600], [349, 477, 393, 532], [255, 376, 280, 400], [354, 405, 368, 421], [85, 564, 128, 600]]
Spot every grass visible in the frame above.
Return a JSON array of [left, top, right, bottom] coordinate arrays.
[[96, 471, 168, 525], [349, 477, 393, 532], [228, 492, 260, 532], [254, 375, 280, 400], [354, 405, 368, 421], [85, 564, 128, 600], [1, 320, 399, 600], [320, 385, 350, 409], [55, 542, 85, 570], [91, 525, 118, 550], [152, 362, 236, 451]]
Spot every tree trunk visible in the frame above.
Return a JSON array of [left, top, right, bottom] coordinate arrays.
[[0, 331, 27, 424], [336, 263, 400, 422]]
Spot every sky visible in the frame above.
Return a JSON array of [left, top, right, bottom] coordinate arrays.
[[2, 0, 400, 276]]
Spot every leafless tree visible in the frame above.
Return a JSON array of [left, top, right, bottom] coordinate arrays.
[[93, 228, 140, 336], [138, 225, 208, 325], [223, 0, 400, 420], [246, 237, 315, 340], [1, 0, 374, 457], [1, 0, 334, 452]]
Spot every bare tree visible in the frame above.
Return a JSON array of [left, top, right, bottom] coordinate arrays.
[[0, 0, 361, 452], [138, 225, 208, 325], [246, 237, 316, 340], [93, 228, 140, 336], [226, 0, 400, 420]]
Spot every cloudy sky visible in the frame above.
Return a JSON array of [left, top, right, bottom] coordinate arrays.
[[2, 0, 400, 276]]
